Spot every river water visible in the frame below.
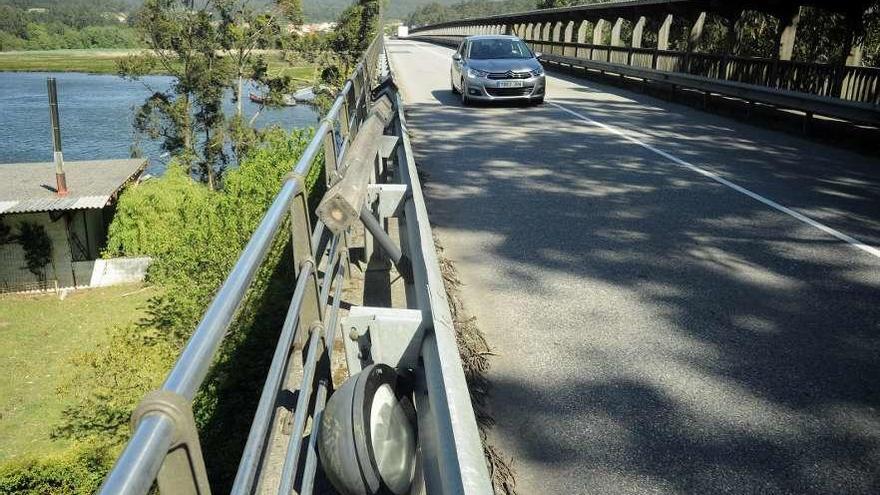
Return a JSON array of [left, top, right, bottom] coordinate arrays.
[[0, 72, 319, 175]]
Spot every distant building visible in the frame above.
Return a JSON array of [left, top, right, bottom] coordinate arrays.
[[26, 8, 47, 14], [0, 159, 148, 292], [102, 12, 129, 23], [290, 22, 337, 35]]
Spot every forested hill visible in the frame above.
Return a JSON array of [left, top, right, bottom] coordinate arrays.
[[0, 1, 543, 25], [303, 0, 466, 22], [0, 0, 140, 50], [406, 0, 537, 26]]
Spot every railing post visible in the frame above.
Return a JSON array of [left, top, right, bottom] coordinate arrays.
[[290, 185, 322, 343], [131, 391, 211, 495], [322, 121, 340, 186], [343, 85, 356, 140]]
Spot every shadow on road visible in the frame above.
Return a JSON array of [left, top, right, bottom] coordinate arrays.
[[403, 70, 880, 494]]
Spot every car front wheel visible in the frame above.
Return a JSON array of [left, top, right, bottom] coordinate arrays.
[[460, 78, 470, 106], [451, 73, 459, 94]]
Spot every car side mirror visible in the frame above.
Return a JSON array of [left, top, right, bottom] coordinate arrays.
[[534, 52, 543, 59], [452, 53, 461, 61]]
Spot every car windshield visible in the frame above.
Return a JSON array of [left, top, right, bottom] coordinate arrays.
[[469, 38, 532, 60]]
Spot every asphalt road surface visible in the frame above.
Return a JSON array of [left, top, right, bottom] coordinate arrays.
[[386, 39, 880, 495]]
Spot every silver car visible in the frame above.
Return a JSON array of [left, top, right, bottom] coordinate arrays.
[[451, 35, 546, 105]]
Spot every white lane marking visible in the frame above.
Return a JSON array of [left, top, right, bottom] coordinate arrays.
[[548, 102, 880, 260]]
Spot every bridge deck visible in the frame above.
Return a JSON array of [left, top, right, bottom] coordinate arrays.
[[387, 39, 880, 494]]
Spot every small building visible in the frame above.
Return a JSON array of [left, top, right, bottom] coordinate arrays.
[[0, 158, 147, 292]]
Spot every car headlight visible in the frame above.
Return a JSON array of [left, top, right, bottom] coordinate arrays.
[[531, 66, 545, 77], [467, 68, 489, 78]]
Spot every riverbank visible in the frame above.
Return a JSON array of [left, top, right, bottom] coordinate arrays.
[[0, 49, 316, 80]]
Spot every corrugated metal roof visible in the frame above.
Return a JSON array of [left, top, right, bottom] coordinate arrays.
[[0, 159, 146, 214]]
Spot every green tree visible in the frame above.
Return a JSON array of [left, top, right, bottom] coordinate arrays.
[[536, 0, 578, 8], [330, 0, 381, 75], [118, 0, 300, 189], [16, 222, 52, 282]]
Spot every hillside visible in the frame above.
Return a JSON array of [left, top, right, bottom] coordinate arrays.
[[303, 0, 467, 22], [0, 1, 506, 24]]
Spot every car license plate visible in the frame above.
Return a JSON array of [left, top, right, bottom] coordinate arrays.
[[497, 81, 524, 88]]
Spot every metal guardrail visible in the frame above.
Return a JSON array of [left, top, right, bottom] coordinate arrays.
[[410, 33, 880, 126], [523, 38, 880, 107], [99, 33, 491, 495], [408, 0, 880, 107]]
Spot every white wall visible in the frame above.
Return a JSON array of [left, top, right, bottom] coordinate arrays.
[[87, 257, 151, 287]]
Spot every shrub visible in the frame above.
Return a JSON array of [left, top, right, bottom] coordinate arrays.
[[53, 326, 178, 444], [0, 443, 117, 495]]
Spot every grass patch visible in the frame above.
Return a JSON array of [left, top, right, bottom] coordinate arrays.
[[0, 49, 145, 74], [0, 285, 155, 461], [0, 49, 317, 82]]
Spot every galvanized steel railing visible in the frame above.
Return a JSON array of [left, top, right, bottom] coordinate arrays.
[[98, 32, 491, 495], [409, 31, 880, 126], [523, 38, 880, 105]]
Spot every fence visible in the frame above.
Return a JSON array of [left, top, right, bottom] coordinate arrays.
[[98, 33, 491, 495]]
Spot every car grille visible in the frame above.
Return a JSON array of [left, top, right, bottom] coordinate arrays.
[[487, 70, 532, 80], [486, 87, 534, 97]]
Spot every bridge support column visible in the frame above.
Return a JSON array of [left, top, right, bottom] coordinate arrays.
[[777, 8, 801, 61], [576, 20, 590, 58], [719, 11, 742, 79], [611, 18, 624, 46], [593, 18, 607, 45], [846, 44, 864, 66], [685, 12, 707, 73], [688, 12, 707, 49], [564, 21, 574, 56], [632, 16, 646, 48], [656, 14, 673, 70], [842, 11, 866, 67], [553, 21, 563, 55], [657, 14, 672, 50], [834, 9, 868, 98]]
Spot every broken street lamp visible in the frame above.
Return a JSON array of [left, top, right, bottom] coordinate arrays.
[[319, 364, 417, 495]]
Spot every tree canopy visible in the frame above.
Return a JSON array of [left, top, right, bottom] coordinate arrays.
[[118, 0, 303, 189], [0, 0, 141, 50]]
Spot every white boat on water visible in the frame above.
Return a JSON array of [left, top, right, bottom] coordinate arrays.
[[249, 93, 297, 106], [249, 86, 325, 106], [292, 86, 317, 103]]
